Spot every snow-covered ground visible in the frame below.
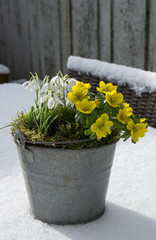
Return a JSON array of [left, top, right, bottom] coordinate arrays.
[[0, 83, 156, 240]]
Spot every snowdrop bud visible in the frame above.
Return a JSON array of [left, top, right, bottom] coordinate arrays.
[[48, 97, 55, 109]]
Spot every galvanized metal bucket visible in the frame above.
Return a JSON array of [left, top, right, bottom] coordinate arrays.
[[14, 130, 117, 225]]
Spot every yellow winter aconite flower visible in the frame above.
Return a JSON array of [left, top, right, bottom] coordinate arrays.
[[127, 120, 148, 142], [97, 81, 117, 93], [67, 81, 90, 104], [90, 113, 113, 139], [117, 105, 132, 124], [76, 99, 96, 114], [75, 81, 91, 90], [95, 99, 101, 108], [123, 103, 133, 112], [106, 90, 123, 107]]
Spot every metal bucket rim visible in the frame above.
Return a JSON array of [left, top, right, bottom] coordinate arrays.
[[14, 130, 119, 151], [25, 139, 119, 151]]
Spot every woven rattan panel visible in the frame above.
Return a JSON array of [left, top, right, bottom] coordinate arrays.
[[68, 69, 156, 128]]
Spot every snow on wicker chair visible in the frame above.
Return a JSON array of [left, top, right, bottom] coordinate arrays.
[[67, 56, 156, 128]]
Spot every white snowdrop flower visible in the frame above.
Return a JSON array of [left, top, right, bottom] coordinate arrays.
[[50, 75, 65, 94], [51, 75, 64, 87], [65, 78, 77, 92], [41, 82, 57, 93], [47, 93, 64, 109], [41, 83, 50, 93], [47, 97, 55, 109], [22, 78, 40, 92], [39, 89, 63, 109]]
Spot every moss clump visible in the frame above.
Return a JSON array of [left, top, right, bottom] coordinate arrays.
[[48, 129, 120, 150]]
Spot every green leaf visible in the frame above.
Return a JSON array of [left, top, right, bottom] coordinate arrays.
[[79, 117, 86, 125], [86, 117, 89, 125], [45, 115, 58, 133], [84, 129, 92, 136], [83, 124, 90, 128], [90, 132, 97, 140], [41, 115, 52, 132], [75, 112, 83, 122], [32, 112, 40, 131], [123, 133, 131, 142]]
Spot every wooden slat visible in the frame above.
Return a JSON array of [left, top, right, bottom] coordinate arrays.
[[71, 0, 98, 59], [9, 0, 31, 79], [9, 0, 20, 79], [147, 0, 156, 72], [113, 0, 146, 69], [27, 0, 41, 77], [59, 0, 71, 74], [0, 0, 6, 65], [18, 0, 31, 78], [99, 0, 111, 62], [38, 0, 61, 78], [2, 0, 13, 73]]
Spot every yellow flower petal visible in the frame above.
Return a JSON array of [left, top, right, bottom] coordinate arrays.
[[95, 99, 101, 108], [117, 93, 123, 103], [100, 113, 109, 122], [96, 118, 103, 125], [131, 130, 139, 142], [90, 123, 97, 132], [99, 81, 105, 88], [106, 128, 111, 135], [140, 118, 146, 123], [106, 121, 113, 128], [127, 120, 134, 131], [96, 129, 103, 139]]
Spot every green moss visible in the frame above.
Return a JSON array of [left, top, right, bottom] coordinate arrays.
[[51, 129, 120, 150]]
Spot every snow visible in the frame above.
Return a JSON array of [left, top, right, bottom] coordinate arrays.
[[11, 78, 43, 85], [0, 83, 156, 240], [0, 64, 10, 74], [67, 56, 156, 95], [11, 79, 28, 84]]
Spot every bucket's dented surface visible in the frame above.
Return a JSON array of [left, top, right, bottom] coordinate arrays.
[[14, 130, 117, 225]]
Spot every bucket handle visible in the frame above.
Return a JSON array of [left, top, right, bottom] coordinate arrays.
[[14, 130, 34, 163], [14, 130, 26, 147]]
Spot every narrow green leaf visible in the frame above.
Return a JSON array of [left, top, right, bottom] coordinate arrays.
[[45, 115, 58, 133], [90, 132, 97, 140], [84, 129, 92, 136]]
